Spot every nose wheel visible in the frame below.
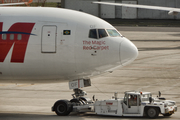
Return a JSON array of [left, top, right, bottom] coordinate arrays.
[[53, 100, 72, 116]]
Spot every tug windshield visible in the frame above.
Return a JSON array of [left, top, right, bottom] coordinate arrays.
[[141, 94, 152, 102]]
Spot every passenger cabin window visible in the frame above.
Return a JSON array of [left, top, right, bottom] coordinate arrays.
[[10, 34, 14, 40], [17, 34, 22, 40], [1, 34, 22, 40], [107, 29, 121, 37], [2, 34, 7, 40], [89, 29, 97, 39], [98, 29, 108, 38]]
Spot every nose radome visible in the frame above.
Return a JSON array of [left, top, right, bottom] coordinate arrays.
[[120, 39, 138, 66]]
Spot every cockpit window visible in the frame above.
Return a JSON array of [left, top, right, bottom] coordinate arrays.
[[89, 29, 98, 39], [98, 29, 108, 38], [107, 29, 121, 37], [89, 29, 120, 39]]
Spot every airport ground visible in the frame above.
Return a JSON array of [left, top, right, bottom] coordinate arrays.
[[0, 26, 180, 120]]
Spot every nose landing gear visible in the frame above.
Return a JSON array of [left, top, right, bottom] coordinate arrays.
[[52, 79, 92, 116]]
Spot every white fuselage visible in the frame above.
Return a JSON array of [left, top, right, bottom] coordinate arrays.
[[0, 7, 138, 83]]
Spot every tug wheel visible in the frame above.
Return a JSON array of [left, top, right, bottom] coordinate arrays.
[[146, 107, 159, 119]]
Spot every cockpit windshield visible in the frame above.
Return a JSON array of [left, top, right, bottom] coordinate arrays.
[[89, 29, 121, 39], [98, 29, 108, 38], [89, 29, 98, 39], [107, 29, 121, 37]]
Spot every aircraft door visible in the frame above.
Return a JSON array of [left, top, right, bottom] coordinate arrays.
[[123, 94, 140, 114], [41, 25, 57, 53]]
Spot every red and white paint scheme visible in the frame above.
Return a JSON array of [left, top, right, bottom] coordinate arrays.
[[0, 7, 138, 83]]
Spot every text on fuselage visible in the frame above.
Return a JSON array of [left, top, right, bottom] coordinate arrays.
[[83, 40, 109, 50]]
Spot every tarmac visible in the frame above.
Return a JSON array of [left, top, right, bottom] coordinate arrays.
[[0, 26, 180, 120]]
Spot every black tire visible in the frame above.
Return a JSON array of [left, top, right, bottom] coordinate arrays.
[[146, 107, 159, 119], [54, 100, 72, 116], [163, 113, 172, 117]]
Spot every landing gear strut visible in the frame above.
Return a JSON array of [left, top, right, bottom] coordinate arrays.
[[71, 88, 88, 104], [52, 79, 92, 116]]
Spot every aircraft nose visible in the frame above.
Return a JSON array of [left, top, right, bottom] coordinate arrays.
[[120, 39, 138, 66]]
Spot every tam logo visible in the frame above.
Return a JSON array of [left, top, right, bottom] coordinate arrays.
[[0, 22, 35, 63]]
